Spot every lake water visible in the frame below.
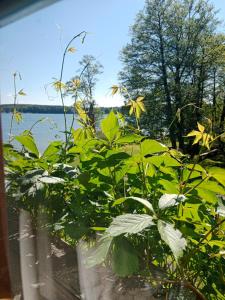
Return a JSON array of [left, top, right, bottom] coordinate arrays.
[[1, 113, 79, 152]]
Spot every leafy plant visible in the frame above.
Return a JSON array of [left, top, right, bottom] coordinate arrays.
[[4, 105, 225, 299]]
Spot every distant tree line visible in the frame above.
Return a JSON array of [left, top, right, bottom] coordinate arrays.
[[0, 104, 74, 114], [0, 104, 119, 115]]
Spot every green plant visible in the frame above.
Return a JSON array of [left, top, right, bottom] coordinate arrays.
[[4, 106, 225, 299]]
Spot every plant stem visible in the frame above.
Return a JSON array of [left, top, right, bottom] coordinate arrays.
[[59, 31, 87, 148], [184, 176, 207, 195], [9, 73, 17, 142]]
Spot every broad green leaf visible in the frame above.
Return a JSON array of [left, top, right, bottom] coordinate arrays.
[[189, 180, 225, 204], [141, 139, 168, 155], [187, 164, 205, 173], [126, 196, 154, 212], [101, 111, 119, 142], [161, 154, 181, 166], [157, 220, 187, 259], [112, 237, 139, 277], [86, 235, 113, 267], [190, 179, 225, 194], [159, 179, 179, 194], [208, 167, 225, 187], [196, 188, 218, 204], [42, 141, 62, 158], [183, 169, 202, 181], [116, 134, 143, 144], [159, 194, 186, 210], [146, 154, 179, 168], [176, 203, 202, 223], [107, 214, 155, 237], [15, 134, 39, 157], [39, 176, 65, 184]]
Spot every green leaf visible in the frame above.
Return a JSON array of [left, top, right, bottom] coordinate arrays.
[[159, 179, 179, 194], [196, 188, 218, 204], [107, 214, 155, 237], [162, 154, 181, 166], [157, 220, 187, 259], [176, 203, 202, 223], [208, 167, 225, 187], [116, 134, 143, 144], [126, 196, 154, 212], [141, 139, 168, 156], [15, 133, 39, 157], [190, 180, 225, 195], [208, 240, 225, 248], [112, 237, 139, 277], [147, 154, 179, 168], [112, 197, 126, 207], [42, 141, 62, 158], [101, 111, 119, 142], [86, 235, 113, 267], [159, 194, 186, 210]]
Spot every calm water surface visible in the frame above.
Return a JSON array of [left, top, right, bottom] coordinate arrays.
[[1, 113, 79, 152]]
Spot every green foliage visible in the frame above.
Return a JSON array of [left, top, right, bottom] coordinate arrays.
[[119, 0, 225, 150], [4, 110, 225, 299], [15, 132, 39, 157], [112, 237, 139, 277], [157, 220, 187, 260], [101, 110, 119, 142], [106, 214, 154, 236]]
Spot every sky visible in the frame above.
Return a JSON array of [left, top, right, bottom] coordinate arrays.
[[0, 0, 225, 107]]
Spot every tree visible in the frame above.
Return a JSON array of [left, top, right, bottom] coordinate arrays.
[[119, 0, 224, 150], [67, 55, 103, 128]]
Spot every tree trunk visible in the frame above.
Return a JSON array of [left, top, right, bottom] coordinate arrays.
[[195, 63, 205, 123], [219, 94, 225, 132], [158, 16, 176, 149], [212, 68, 217, 131], [174, 69, 184, 150]]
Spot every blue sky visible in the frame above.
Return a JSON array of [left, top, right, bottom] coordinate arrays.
[[0, 0, 225, 107]]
